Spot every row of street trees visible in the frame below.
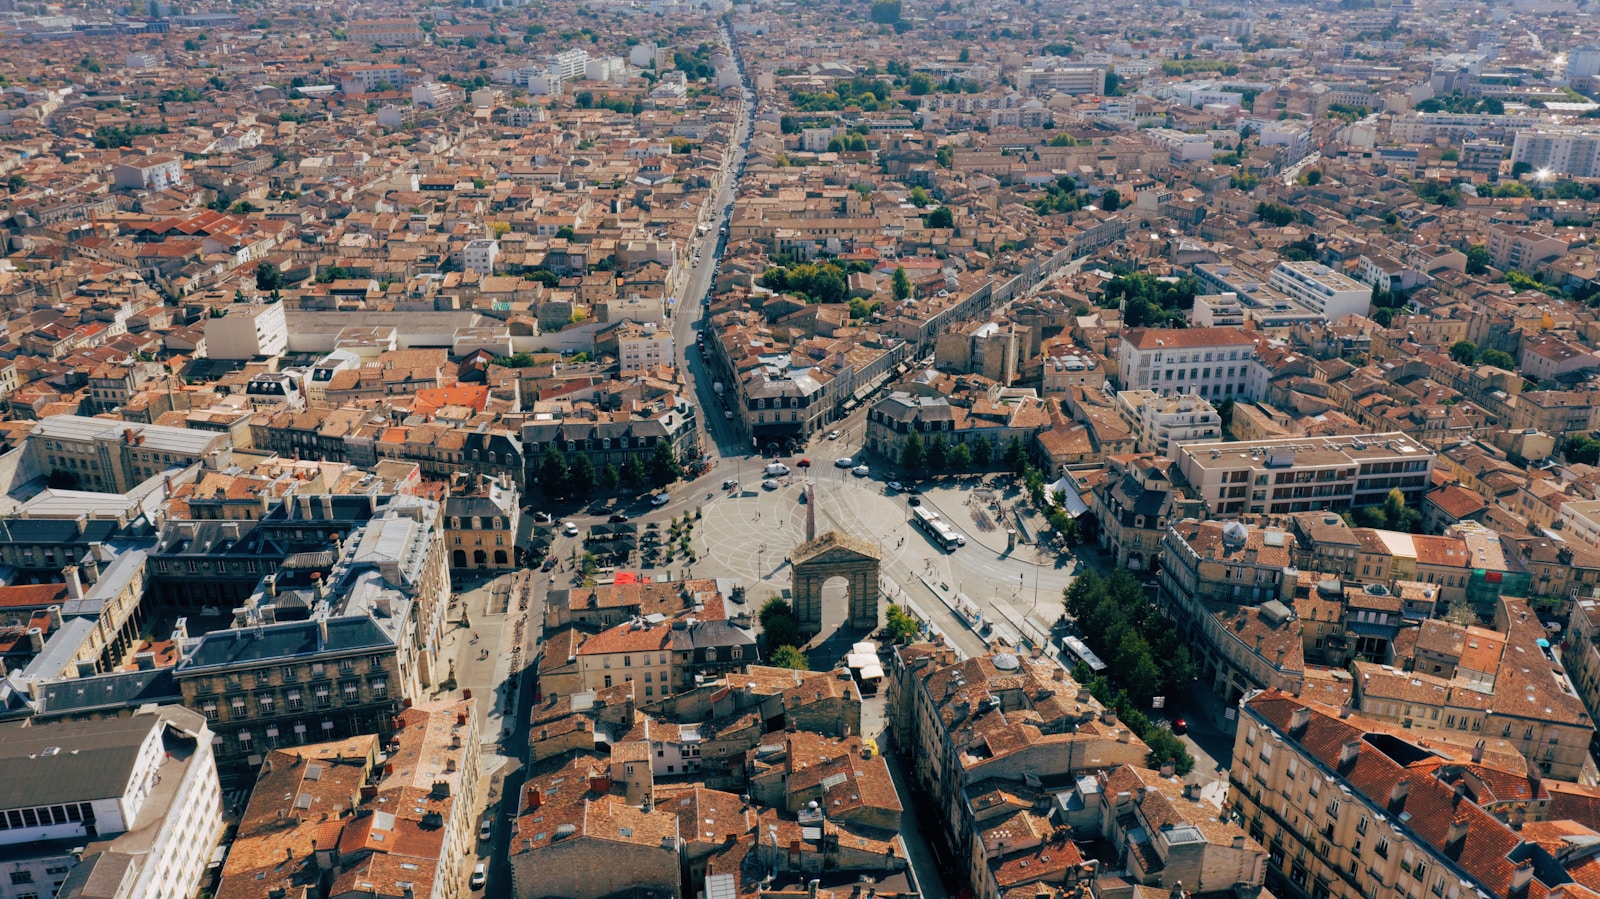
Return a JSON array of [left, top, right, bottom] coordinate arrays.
[[537, 442, 680, 500], [1063, 569, 1197, 774], [898, 433, 1033, 474]]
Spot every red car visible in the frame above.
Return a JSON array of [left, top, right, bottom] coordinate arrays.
[[797, 458, 812, 468]]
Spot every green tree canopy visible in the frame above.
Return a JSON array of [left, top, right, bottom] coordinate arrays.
[[892, 265, 912, 300], [1449, 339, 1478, 365], [769, 645, 810, 670]]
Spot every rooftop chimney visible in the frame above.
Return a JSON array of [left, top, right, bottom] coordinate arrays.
[[1471, 739, 1485, 763], [1446, 814, 1470, 848], [63, 565, 83, 601], [1339, 739, 1360, 767], [589, 774, 612, 794], [525, 786, 543, 810], [1289, 705, 1311, 735], [1389, 779, 1411, 812], [1510, 859, 1534, 896]]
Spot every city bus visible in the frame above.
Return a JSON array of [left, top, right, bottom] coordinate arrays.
[[912, 506, 965, 551]]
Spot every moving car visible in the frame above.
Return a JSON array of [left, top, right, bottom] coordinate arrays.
[[722, 478, 739, 489], [907, 496, 922, 507], [541, 556, 558, 571], [724, 410, 734, 419], [834, 457, 854, 468], [762, 478, 781, 490], [651, 493, 671, 506], [471, 864, 487, 890], [563, 521, 579, 536], [531, 511, 554, 525], [887, 481, 903, 491], [608, 512, 630, 523], [827, 430, 841, 440], [797, 458, 812, 468], [1172, 718, 1188, 735], [852, 464, 870, 477]]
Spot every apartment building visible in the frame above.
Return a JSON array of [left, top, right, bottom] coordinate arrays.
[[218, 698, 479, 899], [1015, 61, 1106, 95], [865, 390, 1051, 465], [172, 497, 449, 772], [1267, 262, 1371, 321], [521, 393, 699, 493], [1484, 223, 1569, 273], [202, 300, 288, 360], [616, 321, 674, 374], [1113, 390, 1223, 458], [346, 18, 426, 44], [1115, 327, 1260, 399], [510, 751, 682, 899], [1159, 519, 1305, 701], [887, 645, 1145, 856], [463, 238, 499, 275], [443, 476, 521, 570], [1511, 126, 1600, 178], [1233, 691, 1600, 899], [30, 415, 233, 494], [111, 156, 183, 192], [1144, 127, 1216, 163], [1174, 433, 1435, 517], [0, 706, 222, 899], [1091, 454, 1204, 572], [574, 616, 758, 700]]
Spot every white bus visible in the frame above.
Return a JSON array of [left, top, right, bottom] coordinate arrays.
[[912, 507, 965, 551]]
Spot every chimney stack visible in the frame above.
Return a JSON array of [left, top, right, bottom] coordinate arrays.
[[1472, 739, 1485, 763], [525, 786, 543, 810], [63, 565, 83, 601], [1389, 779, 1411, 811], [1289, 705, 1311, 735], [1510, 859, 1534, 896], [1339, 738, 1360, 767], [1447, 814, 1470, 847]]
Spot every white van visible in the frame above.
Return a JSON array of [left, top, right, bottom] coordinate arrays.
[[765, 462, 790, 477]]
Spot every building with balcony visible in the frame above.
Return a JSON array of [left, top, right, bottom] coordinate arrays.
[[1112, 390, 1223, 458], [1174, 433, 1435, 518]]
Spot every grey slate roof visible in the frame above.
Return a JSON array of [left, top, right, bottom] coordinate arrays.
[[36, 669, 180, 718], [0, 715, 151, 808], [177, 616, 393, 671]]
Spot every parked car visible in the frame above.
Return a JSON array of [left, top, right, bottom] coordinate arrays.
[[563, 521, 579, 537], [471, 864, 487, 890], [852, 464, 870, 477], [608, 512, 630, 523], [541, 556, 558, 571], [480, 816, 493, 841], [1171, 718, 1189, 735], [887, 481, 903, 491], [827, 430, 841, 440]]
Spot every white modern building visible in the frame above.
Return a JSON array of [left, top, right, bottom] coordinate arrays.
[[1175, 432, 1435, 517], [1015, 61, 1106, 95], [1143, 127, 1215, 163], [202, 300, 288, 360], [111, 157, 183, 192], [1266, 261, 1370, 320], [463, 238, 499, 276], [1113, 389, 1223, 458], [1116, 326, 1260, 400], [1512, 127, 1600, 178], [616, 322, 674, 374], [1192, 292, 1246, 327], [0, 706, 223, 899]]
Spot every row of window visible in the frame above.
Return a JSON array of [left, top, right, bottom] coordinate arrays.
[[235, 719, 340, 751], [195, 657, 385, 692], [0, 802, 94, 831], [528, 436, 662, 453], [202, 679, 388, 719]]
